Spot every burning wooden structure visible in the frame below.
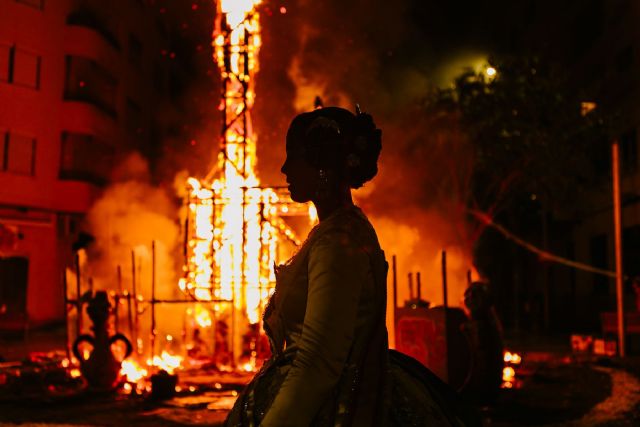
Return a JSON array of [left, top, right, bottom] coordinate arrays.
[[177, 0, 312, 369], [56, 0, 314, 393]]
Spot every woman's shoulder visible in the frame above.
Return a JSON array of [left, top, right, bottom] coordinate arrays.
[[312, 205, 381, 254]]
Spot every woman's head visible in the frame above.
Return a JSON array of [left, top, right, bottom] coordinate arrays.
[[281, 106, 382, 203]]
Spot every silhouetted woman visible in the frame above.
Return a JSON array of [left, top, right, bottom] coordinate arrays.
[[226, 107, 475, 426]]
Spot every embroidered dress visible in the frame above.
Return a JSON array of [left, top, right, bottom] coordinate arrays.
[[225, 206, 472, 427]]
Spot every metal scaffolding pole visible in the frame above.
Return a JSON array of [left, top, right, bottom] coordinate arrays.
[[612, 140, 626, 357]]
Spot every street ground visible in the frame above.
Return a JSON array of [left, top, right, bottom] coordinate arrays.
[[1, 328, 640, 426]]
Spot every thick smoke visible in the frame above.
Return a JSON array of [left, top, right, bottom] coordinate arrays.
[[84, 153, 180, 298], [254, 0, 486, 337]]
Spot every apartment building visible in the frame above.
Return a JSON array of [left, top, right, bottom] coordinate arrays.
[[0, 0, 183, 329]]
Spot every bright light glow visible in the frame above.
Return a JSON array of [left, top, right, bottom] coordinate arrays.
[[150, 351, 183, 374], [486, 66, 497, 77], [120, 359, 148, 383], [504, 351, 522, 365], [502, 366, 515, 383], [581, 101, 597, 116]]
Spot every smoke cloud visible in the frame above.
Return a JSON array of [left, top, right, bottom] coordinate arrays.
[[251, 1, 493, 333], [84, 153, 180, 299]]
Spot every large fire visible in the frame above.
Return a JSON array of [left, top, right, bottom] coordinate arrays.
[[178, 0, 310, 368]]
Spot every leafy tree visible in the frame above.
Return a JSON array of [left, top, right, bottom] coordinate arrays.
[[428, 56, 609, 230]]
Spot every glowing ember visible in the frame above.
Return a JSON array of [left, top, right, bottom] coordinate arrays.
[[194, 304, 213, 328], [149, 351, 183, 375], [120, 359, 148, 383]]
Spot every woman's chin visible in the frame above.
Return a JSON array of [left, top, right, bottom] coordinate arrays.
[[288, 188, 310, 203]]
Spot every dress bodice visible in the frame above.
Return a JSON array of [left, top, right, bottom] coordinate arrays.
[[263, 205, 386, 356], [260, 205, 389, 427]]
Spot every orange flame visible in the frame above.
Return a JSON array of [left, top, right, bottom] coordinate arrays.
[[149, 351, 183, 375], [120, 359, 148, 383]]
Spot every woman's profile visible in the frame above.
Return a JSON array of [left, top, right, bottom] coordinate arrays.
[[225, 107, 475, 426]]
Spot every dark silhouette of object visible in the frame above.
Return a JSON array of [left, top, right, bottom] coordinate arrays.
[[72, 291, 132, 391], [150, 369, 178, 400], [460, 281, 504, 403], [72, 231, 95, 252]]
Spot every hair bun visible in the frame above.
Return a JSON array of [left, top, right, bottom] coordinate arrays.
[[346, 112, 382, 189]]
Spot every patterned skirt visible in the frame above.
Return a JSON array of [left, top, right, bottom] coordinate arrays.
[[224, 350, 478, 427]]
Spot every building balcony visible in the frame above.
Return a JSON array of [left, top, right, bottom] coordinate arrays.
[[66, 8, 120, 50], [0, 172, 98, 213]]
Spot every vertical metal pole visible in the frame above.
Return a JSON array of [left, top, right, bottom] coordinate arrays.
[[408, 272, 414, 302], [151, 241, 157, 362], [612, 140, 626, 357], [392, 255, 398, 349], [75, 253, 82, 334], [115, 265, 122, 332], [392, 255, 398, 310], [63, 267, 70, 359], [442, 250, 448, 308], [441, 250, 449, 382], [131, 250, 138, 354]]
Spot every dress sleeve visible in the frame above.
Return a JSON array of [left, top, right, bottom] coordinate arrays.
[[260, 231, 369, 427]]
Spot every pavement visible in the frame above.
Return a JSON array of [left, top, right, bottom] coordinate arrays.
[[1, 328, 640, 426]]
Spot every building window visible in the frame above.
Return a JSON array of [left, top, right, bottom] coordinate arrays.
[[1, 132, 36, 176], [620, 128, 638, 174], [128, 34, 142, 66], [0, 257, 29, 325], [59, 132, 114, 185], [64, 56, 117, 117], [15, 0, 44, 10], [0, 45, 41, 89]]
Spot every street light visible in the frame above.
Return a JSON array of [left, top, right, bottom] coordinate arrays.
[[486, 66, 497, 78]]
